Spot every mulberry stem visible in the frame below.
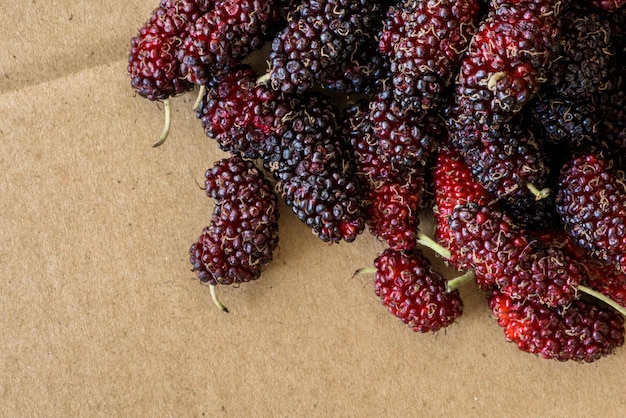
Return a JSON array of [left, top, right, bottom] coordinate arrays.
[[446, 271, 475, 293], [153, 97, 171, 147], [192, 85, 206, 112], [578, 285, 626, 318], [526, 182, 551, 200], [210, 284, 229, 313], [256, 72, 271, 86], [352, 266, 376, 277], [416, 231, 451, 259]]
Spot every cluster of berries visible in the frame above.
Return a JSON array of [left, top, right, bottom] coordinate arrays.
[[128, 0, 626, 362]]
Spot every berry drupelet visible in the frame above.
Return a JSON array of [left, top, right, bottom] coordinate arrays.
[[190, 156, 280, 286], [374, 248, 464, 333], [587, 0, 626, 12]]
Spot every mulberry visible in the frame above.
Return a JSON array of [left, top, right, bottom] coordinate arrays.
[[369, 88, 443, 171], [128, 0, 210, 100], [374, 248, 464, 333], [178, 0, 278, 84], [380, 0, 482, 109], [268, 0, 381, 93], [190, 156, 280, 285], [556, 151, 626, 273], [366, 170, 425, 251], [547, 4, 616, 99], [453, 1, 560, 126], [489, 289, 625, 362], [263, 93, 366, 243], [449, 203, 583, 306], [195, 65, 287, 158]]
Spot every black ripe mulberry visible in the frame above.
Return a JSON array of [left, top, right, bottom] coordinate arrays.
[[268, 0, 382, 94], [547, 4, 616, 100], [263, 93, 366, 243]]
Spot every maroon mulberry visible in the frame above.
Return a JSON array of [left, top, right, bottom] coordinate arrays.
[[453, 1, 560, 126], [380, 0, 482, 109], [449, 203, 583, 306], [178, 0, 278, 84], [195, 65, 288, 158], [128, 0, 210, 100], [190, 156, 279, 285], [374, 248, 464, 333], [556, 151, 626, 274]]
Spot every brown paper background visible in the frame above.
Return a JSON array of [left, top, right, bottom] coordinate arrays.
[[1, 1, 624, 416]]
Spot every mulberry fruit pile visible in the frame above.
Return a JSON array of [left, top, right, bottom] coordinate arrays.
[[129, 0, 626, 363]]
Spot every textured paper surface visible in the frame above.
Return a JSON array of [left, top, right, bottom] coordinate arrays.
[[1, 1, 624, 416]]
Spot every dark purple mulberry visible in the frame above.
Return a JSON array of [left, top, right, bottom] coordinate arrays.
[[268, 0, 382, 93], [263, 93, 366, 243], [547, 4, 616, 100]]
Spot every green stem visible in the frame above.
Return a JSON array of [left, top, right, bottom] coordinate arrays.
[[153, 97, 171, 147], [526, 182, 551, 201], [192, 85, 206, 112], [416, 231, 451, 260], [352, 266, 377, 278], [210, 284, 229, 313], [578, 285, 626, 318], [446, 271, 476, 293]]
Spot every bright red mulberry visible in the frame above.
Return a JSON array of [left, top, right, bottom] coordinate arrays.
[[374, 248, 464, 333]]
